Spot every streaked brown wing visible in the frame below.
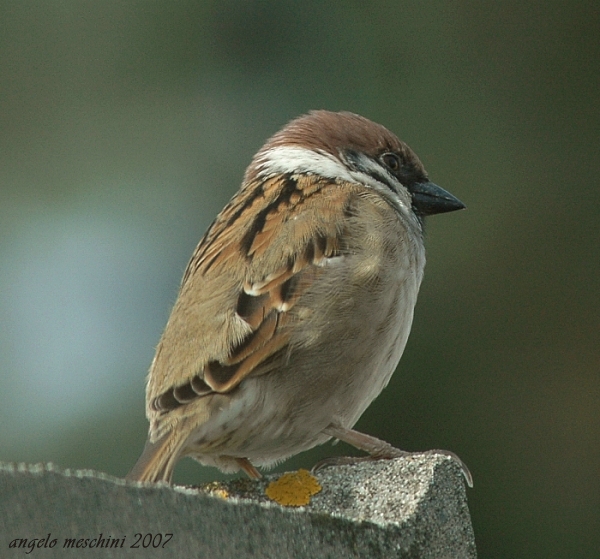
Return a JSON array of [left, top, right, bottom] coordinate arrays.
[[147, 173, 359, 417]]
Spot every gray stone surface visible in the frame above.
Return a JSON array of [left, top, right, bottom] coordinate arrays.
[[0, 455, 476, 558]]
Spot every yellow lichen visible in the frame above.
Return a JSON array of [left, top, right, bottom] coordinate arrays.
[[265, 469, 322, 506], [213, 488, 229, 499], [203, 481, 229, 500]]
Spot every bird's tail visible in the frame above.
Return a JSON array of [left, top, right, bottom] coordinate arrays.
[[126, 430, 185, 484]]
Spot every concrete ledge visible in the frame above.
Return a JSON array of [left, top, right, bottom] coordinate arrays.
[[1, 455, 476, 558]]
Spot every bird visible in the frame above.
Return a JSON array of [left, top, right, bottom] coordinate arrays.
[[126, 110, 472, 487]]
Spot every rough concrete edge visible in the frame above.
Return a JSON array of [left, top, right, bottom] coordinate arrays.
[[1, 456, 477, 558], [0, 455, 462, 520]]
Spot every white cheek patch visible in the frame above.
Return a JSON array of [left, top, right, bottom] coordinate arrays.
[[255, 146, 354, 182]]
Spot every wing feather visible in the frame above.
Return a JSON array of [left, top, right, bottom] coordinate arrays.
[[146, 173, 360, 432]]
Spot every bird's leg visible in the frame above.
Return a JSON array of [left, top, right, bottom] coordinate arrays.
[[314, 425, 473, 488], [234, 457, 262, 479]]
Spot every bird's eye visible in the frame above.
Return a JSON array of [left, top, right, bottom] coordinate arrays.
[[381, 153, 401, 172]]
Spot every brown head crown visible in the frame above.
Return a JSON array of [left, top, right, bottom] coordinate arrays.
[[256, 110, 425, 174]]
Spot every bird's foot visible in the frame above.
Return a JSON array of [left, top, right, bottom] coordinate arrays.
[[313, 425, 473, 488]]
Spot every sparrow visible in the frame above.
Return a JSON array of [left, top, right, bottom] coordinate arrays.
[[127, 110, 472, 487]]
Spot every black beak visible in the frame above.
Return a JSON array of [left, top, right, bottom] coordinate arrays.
[[410, 181, 466, 216]]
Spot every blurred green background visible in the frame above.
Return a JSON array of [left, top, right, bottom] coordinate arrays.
[[1, 1, 598, 556]]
